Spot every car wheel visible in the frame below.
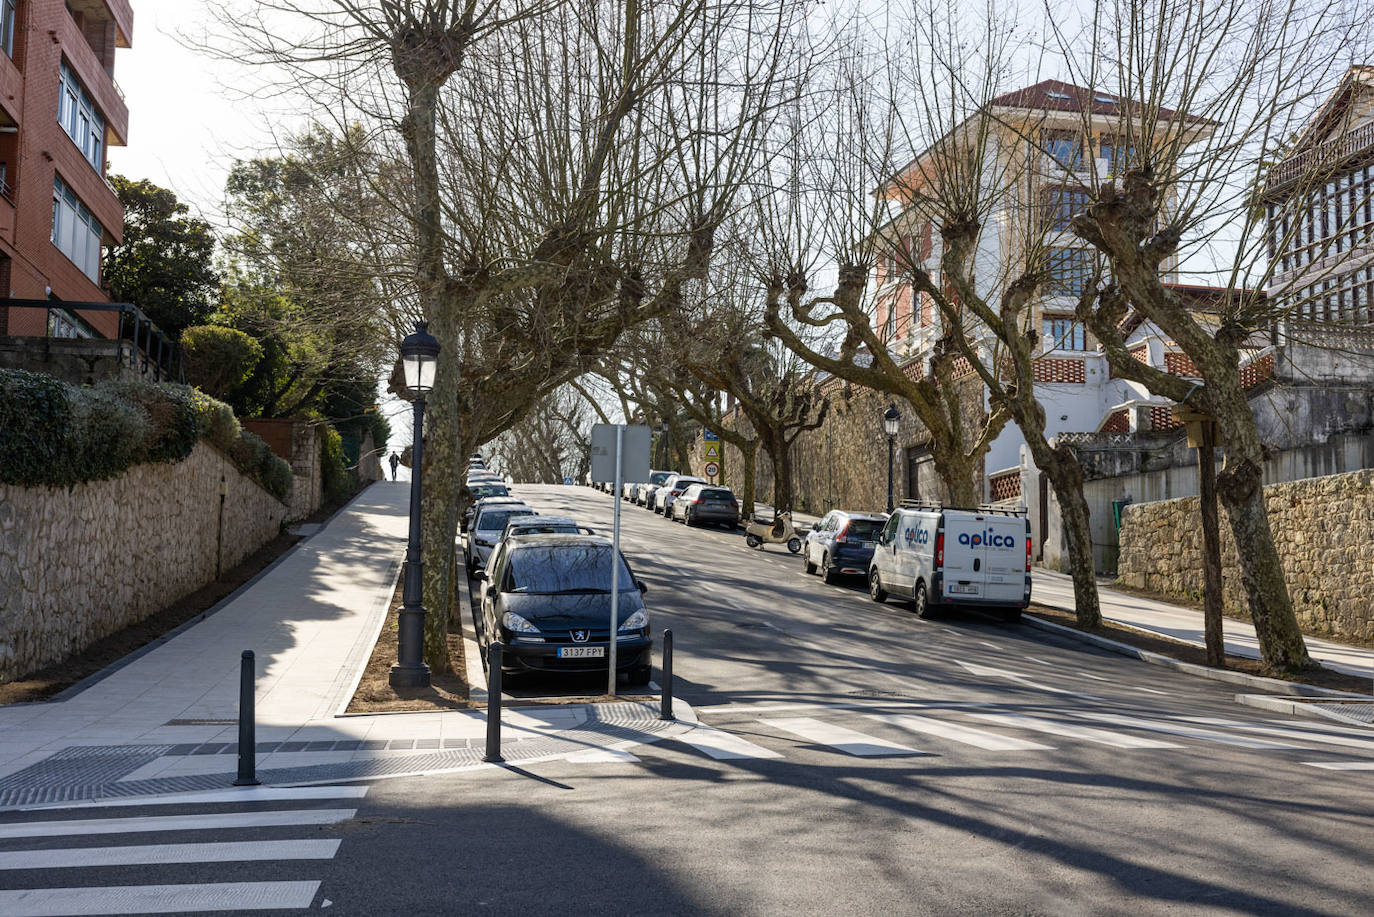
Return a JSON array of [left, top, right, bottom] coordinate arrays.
[[627, 664, 652, 686], [821, 553, 838, 584], [786, 537, 802, 554], [1000, 607, 1023, 623], [804, 550, 817, 575], [869, 569, 888, 603], [914, 580, 936, 619]]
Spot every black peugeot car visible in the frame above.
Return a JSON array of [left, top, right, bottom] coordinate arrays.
[[473, 534, 652, 685]]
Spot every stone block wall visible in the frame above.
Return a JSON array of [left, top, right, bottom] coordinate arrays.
[[0, 441, 287, 681], [1117, 468, 1374, 642]]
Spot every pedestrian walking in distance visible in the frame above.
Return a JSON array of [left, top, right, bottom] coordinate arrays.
[[389, 453, 400, 481]]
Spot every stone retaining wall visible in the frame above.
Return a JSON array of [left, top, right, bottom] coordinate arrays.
[[1117, 468, 1374, 642], [0, 442, 287, 681]]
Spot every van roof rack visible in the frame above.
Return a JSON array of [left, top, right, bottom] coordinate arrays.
[[897, 500, 1027, 517]]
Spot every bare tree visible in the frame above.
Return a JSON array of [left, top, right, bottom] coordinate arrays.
[[1043, 0, 1367, 669]]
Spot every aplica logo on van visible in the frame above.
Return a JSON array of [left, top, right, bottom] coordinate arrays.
[[904, 528, 930, 545], [958, 529, 1018, 549]]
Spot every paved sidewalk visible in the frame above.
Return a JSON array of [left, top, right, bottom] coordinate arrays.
[[1032, 569, 1374, 680], [0, 483, 695, 809]]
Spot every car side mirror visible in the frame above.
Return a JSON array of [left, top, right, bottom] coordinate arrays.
[[811, 523, 820, 532], [471, 569, 487, 582], [637, 580, 649, 594]]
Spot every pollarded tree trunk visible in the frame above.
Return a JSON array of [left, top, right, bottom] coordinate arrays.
[[1031, 442, 1102, 628], [770, 438, 795, 513], [738, 440, 758, 518]]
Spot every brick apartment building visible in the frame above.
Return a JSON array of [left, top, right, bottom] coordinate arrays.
[[0, 0, 132, 340]]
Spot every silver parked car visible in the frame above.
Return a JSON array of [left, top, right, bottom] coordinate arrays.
[[653, 474, 707, 515]]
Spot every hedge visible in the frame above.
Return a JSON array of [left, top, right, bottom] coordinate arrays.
[[0, 369, 293, 501]]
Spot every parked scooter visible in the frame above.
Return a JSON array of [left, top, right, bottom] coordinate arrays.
[[745, 510, 803, 554]]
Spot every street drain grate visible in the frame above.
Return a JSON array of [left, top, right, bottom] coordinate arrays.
[[1293, 700, 1374, 727], [164, 719, 238, 726]]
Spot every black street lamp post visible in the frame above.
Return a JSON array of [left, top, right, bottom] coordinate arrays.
[[391, 321, 441, 689], [883, 403, 900, 513]]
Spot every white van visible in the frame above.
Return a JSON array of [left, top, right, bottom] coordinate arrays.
[[868, 502, 1031, 621]]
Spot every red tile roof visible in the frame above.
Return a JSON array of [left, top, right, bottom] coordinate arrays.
[[988, 79, 1203, 124]]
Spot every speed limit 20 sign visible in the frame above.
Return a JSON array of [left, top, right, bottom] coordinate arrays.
[[704, 460, 720, 479]]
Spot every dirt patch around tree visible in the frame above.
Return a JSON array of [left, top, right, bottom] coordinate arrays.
[[1027, 603, 1372, 696], [344, 570, 472, 713], [0, 531, 303, 706]]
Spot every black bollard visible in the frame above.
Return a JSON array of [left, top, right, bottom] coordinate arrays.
[[659, 629, 675, 721], [234, 650, 260, 786], [484, 642, 505, 763]]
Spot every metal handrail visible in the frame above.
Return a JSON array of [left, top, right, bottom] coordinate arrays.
[[0, 298, 184, 383]]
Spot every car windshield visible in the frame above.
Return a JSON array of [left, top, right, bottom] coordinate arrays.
[[845, 519, 886, 540], [650, 471, 672, 484], [471, 483, 508, 498], [477, 509, 533, 531], [507, 544, 636, 594]]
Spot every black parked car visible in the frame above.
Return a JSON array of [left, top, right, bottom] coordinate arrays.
[[473, 534, 652, 684], [803, 510, 889, 584], [672, 484, 741, 528]]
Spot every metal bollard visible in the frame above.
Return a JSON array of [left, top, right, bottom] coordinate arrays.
[[234, 650, 260, 786], [484, 642, 505, 763], [659, 629, 675, 721]]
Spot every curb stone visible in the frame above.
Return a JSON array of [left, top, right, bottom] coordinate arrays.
[[1022, 613, 1372, 700], [1232, 693, 1374, 727]]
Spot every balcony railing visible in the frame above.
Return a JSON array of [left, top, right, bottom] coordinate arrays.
[[0, 299, 184, 382], [1264, 121, 1374, 195]]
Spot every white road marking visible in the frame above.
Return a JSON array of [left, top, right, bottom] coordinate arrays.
[[1178, 717, 1374, 751], [1126, 685, 1170, 696], [1076, 672, 1111, 682], [564, 749, 641, 763], [1072, 713, 1303, 749], [0, 840, 342, 870], [0, 881, 321, 916], [18, 786, 369, 812], [956, 661, 1088, 697], [678, 727, 784, 760], [1302, 760, 1374, 770], [0, 809, 357, 840], [1265, 719, 1374, 737], [967, 713, 1182, 749], [1024, 656, 1054, 666], [872, 714, 1054, 751], [979, 641, 1001, 650], [761, 717, 920, 757]]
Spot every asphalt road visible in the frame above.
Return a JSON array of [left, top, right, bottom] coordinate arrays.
[[4, 484, 1371, 916]]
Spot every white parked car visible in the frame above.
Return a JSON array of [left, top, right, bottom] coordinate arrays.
[[868, 503, 1031, 621]]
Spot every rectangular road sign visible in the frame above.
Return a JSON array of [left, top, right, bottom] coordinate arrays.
[[703, 430, 720, 441], [591, 424, 651, 483]]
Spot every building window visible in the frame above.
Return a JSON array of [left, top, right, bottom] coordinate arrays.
[[1100, 135, 1135, 173], [51, 176, 104, 282], [1, 0, 15, 59], [57, 60, 105, 172], [1044, 187, 1090, 231], [1041, 130, 1083, 170], [1045, 247, 1093, 297], [1043, 315, 1086, 351]]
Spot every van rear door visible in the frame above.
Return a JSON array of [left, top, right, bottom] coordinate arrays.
[[980, 515, 1029, 604], [940, 511, 988, 601]]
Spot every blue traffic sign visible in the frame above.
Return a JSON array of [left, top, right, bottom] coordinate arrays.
[[703, 430, 720, 441]]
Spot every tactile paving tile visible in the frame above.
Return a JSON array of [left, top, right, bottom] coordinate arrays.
[[0, 702, 679, 808]]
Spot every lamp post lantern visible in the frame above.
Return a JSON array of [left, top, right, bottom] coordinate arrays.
[[391, 321, 441, 689], [883, 403, 900, 513]]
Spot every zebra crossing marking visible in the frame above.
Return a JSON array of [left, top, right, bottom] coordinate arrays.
[[966, 713, 1182, 749], [0, 840, 341, 870], [0, 881, 321, 916], [869, 714, 1054, 751], [1178, 717, 1374, 751], [0, 808, 357, 840], [1303, 760, 1374, 771], [1071, 713, 1303, 750], [17, 785, 370, 813], [760, 717, 921, 757], [678, 727, 784, 760]]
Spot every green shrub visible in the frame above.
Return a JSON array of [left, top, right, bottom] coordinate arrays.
[[69, 387, 150, 482], [189, 389, 241, 453], [320, 423, 354, 505], [255, 442, 295, 501], [97, 380, 200, 464], [181, 325, 263, 401], [0, 369, 77, 486]]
